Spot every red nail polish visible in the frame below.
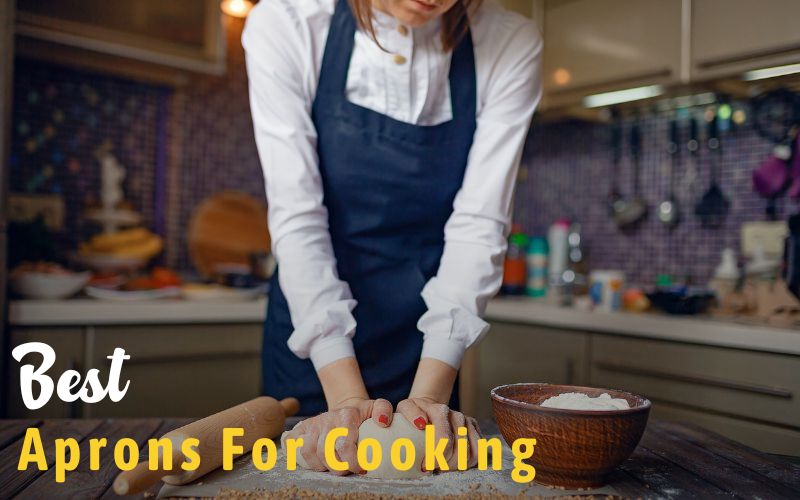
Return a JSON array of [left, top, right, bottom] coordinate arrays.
[[378, 414, 389, 425], [421, 462, 427, 472], [414, 417, 426, 430], [359, 470, 368, 475]]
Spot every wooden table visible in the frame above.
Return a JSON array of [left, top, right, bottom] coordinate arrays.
[[1, 418, 798, 498]]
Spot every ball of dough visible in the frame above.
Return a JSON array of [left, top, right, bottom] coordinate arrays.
[[282, 414, 427, 479], [358, 413, 426, 480]]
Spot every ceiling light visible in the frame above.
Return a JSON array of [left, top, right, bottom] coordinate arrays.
[[743, 63, 800, 82], [582, 85, 664, 108], [221, 0, 254, 18]]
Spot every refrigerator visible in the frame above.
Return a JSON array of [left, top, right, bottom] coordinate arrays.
[[0, 0, 14, 417]]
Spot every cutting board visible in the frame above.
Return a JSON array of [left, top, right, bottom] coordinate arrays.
[[158, 434, 619, 498], [187, 191, 270, 278]]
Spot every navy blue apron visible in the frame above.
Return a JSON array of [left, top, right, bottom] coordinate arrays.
[[263, 0, 477, 416]]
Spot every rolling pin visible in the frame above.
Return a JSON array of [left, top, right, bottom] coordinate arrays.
[[113, 396, 299, 496]]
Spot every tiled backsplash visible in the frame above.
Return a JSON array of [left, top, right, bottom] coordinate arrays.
[[515, 113, 787, 287], [9, 18, 787, 285]]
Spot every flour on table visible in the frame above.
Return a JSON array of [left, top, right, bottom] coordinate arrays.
[[540, 392, 630, 410]]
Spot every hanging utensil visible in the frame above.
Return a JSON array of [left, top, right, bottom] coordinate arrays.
[[615, 115, 648, 228], [695, 114, 730, 228], [681, 116, 700, 203], [658, 118, 681, 227], [607, 109, 625, 217]]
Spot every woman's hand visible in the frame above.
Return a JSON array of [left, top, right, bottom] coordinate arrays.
[[396, 397, 483, 471], [283, 397, 394, 475]]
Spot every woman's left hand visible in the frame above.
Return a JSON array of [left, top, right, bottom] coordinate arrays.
[[396, 397, 483, 471]]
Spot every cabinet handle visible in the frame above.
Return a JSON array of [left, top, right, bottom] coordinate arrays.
[[696, 43, 800, 70], [594, 360, 793, 399]]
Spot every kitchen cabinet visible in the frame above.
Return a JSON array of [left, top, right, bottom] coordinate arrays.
[[691, 0, 800, 80], [462, 316, 800, 456], [7, 327, 86, 418], [0, 0, 13, 417], [460, 322, 589, 418], [14, 0, 225, 85], [542, 0, 683, 108], [5, 322, 262, 419]]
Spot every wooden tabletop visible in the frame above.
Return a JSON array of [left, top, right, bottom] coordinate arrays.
[[0, 418, 798, 499]]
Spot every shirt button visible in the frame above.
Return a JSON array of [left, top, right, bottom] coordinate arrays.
[[393, 54, 407, 65], [397, 25, 409, 36]]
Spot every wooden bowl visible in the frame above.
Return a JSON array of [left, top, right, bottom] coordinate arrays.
[[490, 383, 650, 489]]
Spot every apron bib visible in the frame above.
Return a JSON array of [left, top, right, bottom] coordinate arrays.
[[263, 0, 476, 415]]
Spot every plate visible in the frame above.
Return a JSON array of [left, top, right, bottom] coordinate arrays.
[[181, 283, 267, 302]]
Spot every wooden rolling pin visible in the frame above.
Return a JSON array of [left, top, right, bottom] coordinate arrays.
[[113, 396, 299, 496]]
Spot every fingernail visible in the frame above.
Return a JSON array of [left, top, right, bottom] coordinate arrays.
[[414, 417, 426, 430], [359, 470, 367, 475], [378, 414, 389, 425], [421, 462, 427, 472]]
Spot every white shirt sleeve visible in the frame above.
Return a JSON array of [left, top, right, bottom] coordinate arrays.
[[417, 21, 543, 369], [242, 3, 357, 371]]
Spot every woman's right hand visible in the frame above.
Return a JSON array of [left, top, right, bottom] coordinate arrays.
[[283, 397, 394, 475]]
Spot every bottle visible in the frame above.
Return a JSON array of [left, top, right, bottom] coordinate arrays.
[[710, 248, 740, 300], [501, 225, 529, 295], [547, 219, 570, 283], [526, 237, 548, 297]]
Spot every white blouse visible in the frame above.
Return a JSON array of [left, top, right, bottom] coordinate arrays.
[[242, 0, 542, 371]]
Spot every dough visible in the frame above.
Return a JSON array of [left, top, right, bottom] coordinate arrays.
[[283, 414, 426, 479], [358, 413, 426, 479]]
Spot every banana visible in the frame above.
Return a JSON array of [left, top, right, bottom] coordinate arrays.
[[106, 234, 163, 259], [88, 228, 151, 252]]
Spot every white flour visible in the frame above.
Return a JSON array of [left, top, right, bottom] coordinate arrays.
[[540, 392, 630, 411]]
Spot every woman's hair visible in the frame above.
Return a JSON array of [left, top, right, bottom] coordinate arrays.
[[348, 0, 483, 52]]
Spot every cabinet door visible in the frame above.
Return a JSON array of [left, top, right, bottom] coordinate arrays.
[[463, 322, 589, 418], [15, 0, 225, 78], [7, 327, 86, 418], [88, 324, 262, 418], [543, 0, 682, 104], [692, 0, 800, 79]]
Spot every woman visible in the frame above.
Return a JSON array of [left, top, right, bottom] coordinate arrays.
[[243, 0, 541, 473]]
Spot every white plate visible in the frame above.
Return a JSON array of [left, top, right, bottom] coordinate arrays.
[[84, 286, 182, 301]]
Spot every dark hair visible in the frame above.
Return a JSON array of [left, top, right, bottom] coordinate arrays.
[[347, 0, 482, 52]]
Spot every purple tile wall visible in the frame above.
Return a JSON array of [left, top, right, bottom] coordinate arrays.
[[10, 60, 168, 254], [9, 17, 789, 285], [514, 112, 788, 287]]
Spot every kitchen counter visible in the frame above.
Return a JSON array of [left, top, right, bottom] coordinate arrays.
[[1, 417, 797, 498], [8, 296, 800, 355], [8, 297, 268, 325], [487, 297, 800, 356]]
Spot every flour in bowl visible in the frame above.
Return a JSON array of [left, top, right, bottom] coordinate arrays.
[[540, 392, 630, 410]]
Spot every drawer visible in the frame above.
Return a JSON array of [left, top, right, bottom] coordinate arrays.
[[591, 335, 800, 429], [92, 324, 262, 360], [467, 322, 589, 418], [87, 354, 261, 418], [652, 401, 800, 456]]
